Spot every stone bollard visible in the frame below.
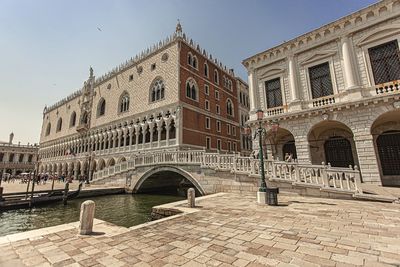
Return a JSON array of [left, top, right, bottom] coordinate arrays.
[[187, 188, 195, 208], [79, 200, 95, 235]]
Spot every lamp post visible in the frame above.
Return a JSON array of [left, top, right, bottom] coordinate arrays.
[[244, 109, 279, 205]]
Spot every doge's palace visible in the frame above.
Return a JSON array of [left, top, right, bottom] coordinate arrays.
[[39, 23, 245, 180]]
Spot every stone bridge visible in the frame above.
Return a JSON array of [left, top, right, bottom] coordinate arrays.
[[91, 150, 366, 200]]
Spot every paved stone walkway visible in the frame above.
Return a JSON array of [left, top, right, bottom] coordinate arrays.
[[1, 193, 400, 267]]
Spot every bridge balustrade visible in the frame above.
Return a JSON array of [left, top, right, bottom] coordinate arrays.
[[91, 150, 363, 193]]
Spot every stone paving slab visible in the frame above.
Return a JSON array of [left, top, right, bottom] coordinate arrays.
[[1, 193, 400, 266]]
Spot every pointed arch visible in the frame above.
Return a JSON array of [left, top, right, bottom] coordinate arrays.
[[119, 91, 130, 113], [214, 69, 219, 84], [150, 77, 165, 102], [56, 118, 63, 132], [226, 98, 234, 117], [185, 78, 198, 101], [46, 123, 51, 136], [97, 98, 106, 117], [70, 111, 77, 127]]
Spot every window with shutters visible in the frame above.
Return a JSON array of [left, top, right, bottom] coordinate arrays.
[[264, 78, 283, 108], [368, 40, 400, 84], [309, 62, 333, 99]]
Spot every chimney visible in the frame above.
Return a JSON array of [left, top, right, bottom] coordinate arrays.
[[9, 132, 14, 144]]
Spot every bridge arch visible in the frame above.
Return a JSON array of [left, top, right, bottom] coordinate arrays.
[[133, 166, 206, 196]]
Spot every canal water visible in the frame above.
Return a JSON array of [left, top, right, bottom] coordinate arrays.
[[0, 194, 184, 237]]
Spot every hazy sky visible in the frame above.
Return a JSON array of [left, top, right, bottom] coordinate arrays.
[[0, 0, 377, 144]]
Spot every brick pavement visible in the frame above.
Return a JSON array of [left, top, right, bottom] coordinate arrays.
[[0, 193, 399, 267]]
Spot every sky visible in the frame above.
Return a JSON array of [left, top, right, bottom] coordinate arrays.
[[0, 0, 377, 144]]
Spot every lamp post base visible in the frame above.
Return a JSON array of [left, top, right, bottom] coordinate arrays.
[[257, 191, 267, 204]]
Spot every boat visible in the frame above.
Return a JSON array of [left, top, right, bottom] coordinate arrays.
[[0, 182, 83, 210]]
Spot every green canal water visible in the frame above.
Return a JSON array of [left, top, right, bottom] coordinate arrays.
[[0, 194, 184, 237]]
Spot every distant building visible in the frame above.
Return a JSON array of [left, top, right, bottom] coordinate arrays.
[[236, 77, 251, 155], [39, 22, 246, 179], [243, 0, 400, 186], [0, 133, 39, 176]]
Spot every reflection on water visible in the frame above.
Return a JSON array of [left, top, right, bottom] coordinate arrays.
[[0, 194, 184, 236]]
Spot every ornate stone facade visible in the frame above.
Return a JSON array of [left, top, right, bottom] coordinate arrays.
[[39, 23, 244, 180], [0, 133, 38, 177], [243, 0, 400, 186]]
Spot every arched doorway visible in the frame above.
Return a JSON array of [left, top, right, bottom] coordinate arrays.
[[133, 167, 205, 196], [371, 109, 400, 186], [376, 131, 400, 176], [324, 137, 354, 168], [264, 127, 297, 161], [308, 120, 359, 168]]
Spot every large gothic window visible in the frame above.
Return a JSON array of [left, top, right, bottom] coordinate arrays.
[[309, 62, 333, 99], [97, 98, 106, 117], [56, 118, 63, 132], [226, 99, 234, 117], [204, 63, 209, 77], [119, 92, 130, 113], [81, 111, 88, 124], [186, 78, 198, 101], [46, 123, 51, 136], [265, 78, 283, 108], [369, 40, 400, 84], [70, 112, 76, 127], [151, 79, 165, 102]]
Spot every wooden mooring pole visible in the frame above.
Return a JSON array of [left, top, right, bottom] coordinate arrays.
[[63, 182, 69, 205], [29, 177, 36, 208], [25, 177, 31, 200]]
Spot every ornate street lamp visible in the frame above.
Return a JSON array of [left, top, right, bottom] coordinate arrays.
[[244, 109, 279, 205]]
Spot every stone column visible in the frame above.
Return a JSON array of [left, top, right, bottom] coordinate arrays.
[[79, 200, 95, 235], [288, 55, 302, 111], [166, 123, 170, 145], [294, 136, 311, 164], [127, 126, 133, 147], [149, 124, 154, 148], [142, 125, 147, 145], [354, 133, 381, 185], [341, 35, 359, 90], [248, 69, 259, 113], [157, 123, 162, 147], [288, 55, 299, 101], [134, 126, 140, 150]]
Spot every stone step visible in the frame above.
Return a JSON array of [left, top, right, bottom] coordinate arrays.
[[352, 193, 398, 203]]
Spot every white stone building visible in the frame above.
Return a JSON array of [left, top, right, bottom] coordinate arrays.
[[236, 77, 252, 155], [0, 133, 38, 177], [243, 0, 400, 186]]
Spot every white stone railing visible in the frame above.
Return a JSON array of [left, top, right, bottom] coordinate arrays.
[[92, 150, 363, 194]]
